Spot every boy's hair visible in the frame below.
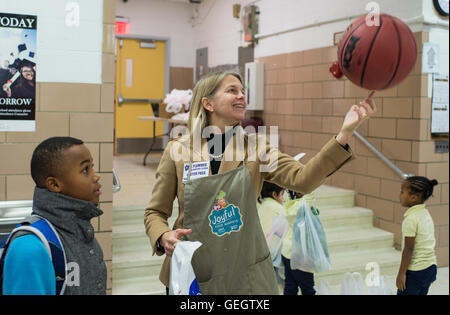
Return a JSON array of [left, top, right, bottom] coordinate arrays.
[[405, 176, 439, 203], [31, 137, 84, 188], [258, 181, 284, 203]]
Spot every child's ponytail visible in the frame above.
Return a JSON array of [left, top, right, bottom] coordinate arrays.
[[405, 176, 439, 203]]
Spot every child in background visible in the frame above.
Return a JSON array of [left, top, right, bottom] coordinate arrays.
[[2, 137, 106, 295], [397, 176, 439, 295], [257, 182, 286, 235], [281, 191, 316, 295], [257, 182, 287, 294]]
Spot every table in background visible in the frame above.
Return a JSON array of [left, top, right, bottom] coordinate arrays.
[[138, 116, 188, 165]]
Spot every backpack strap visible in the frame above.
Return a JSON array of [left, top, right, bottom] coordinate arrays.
[[0, 215, 67, 295]]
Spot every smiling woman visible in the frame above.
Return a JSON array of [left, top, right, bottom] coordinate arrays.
[[144, 70, 376, 294], [187, 71, 245, 133], [200, 74, 247, 131]]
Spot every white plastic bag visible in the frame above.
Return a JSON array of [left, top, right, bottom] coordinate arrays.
[[366, 275, 394, 295], [316, 272, 394, 295], [315, 279, 334, 295], [340, 272, 365, 295], [169, 241, 202, 295], [340, 272, 394, 295], [265, 214, 289, 267], [291, 198, 331, 273]]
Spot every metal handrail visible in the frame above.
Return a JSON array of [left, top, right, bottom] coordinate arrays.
[[0, 200, 33, 236], [354, 131, 414, 180], [113, 167, 121, 193], [117, 93, 162, 117], [117, 93, 162, 107]]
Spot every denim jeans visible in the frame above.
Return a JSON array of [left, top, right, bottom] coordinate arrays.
[[397, 264, 437, 295]]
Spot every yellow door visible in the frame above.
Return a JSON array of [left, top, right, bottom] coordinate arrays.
[[115, 38, 165, 153]]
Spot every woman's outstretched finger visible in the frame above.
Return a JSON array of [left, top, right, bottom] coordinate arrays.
[[363, 91, 377, 111]]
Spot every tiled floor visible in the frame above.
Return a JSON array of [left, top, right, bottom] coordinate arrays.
[[112, 153, 449, 295], [113, 153, 162, 209]]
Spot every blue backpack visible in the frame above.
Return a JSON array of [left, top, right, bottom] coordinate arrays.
[[0, 215, 67, 295]]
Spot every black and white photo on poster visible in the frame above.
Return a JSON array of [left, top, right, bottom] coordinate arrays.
[[0, 12, 37, 132]]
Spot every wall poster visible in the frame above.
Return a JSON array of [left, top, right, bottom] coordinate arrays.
[[0, 12, 37, 132], [431, 74, 449, 136]]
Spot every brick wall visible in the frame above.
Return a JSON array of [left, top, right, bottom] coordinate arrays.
[[256, 31, 449, 267], [0, 0, 116, 292]]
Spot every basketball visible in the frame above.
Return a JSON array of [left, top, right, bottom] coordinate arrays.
[[337, 13, 417, 91]]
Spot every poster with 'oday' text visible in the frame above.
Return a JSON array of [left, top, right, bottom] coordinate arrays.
[[0, 12, 37, 132]]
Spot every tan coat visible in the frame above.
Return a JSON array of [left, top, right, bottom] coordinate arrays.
[[144, 130, 353, 287]]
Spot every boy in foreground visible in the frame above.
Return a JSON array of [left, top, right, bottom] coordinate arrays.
[[2, 137, 106, 295]]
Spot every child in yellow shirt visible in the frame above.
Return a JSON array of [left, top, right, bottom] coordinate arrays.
[[256, 182, 287, 292], [281, 190, 317, 295], [397, 176, 438, 295], [257, 182, 286, 236]]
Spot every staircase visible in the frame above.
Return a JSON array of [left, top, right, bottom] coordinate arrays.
[[112, 185, 401, 295], [112, 204, 179, 295], [312, 185, 401, 294]]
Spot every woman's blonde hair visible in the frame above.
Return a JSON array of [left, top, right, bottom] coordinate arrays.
[[188, 71, 243, 132]]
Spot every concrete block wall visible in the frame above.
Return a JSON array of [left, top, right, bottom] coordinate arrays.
[[0, 0, 116, 293], [256, 31, 448, 267]]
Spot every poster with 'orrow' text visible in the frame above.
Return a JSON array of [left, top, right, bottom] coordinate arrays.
[[0, 12, 37, 132]]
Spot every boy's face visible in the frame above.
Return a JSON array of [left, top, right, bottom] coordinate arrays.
[[56, 144, 102, 205]]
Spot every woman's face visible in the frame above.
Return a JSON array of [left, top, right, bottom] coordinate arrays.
[[21, 66, 34, 81], [203, 75, 247, 129]]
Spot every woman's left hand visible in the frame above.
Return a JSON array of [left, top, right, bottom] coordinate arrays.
[[336, 91, 376, 146]]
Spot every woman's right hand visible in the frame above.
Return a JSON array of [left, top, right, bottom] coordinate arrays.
[[159, 228, 192, 257], [336, 91, 376, 146]]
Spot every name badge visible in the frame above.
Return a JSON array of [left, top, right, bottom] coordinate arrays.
[[182, 162, 210, 183]]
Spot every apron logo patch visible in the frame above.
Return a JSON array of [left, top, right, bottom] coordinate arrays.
[[209, 190, 243, 237]]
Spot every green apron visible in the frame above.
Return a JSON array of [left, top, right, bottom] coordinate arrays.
[[183, 162, 278, 295]]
